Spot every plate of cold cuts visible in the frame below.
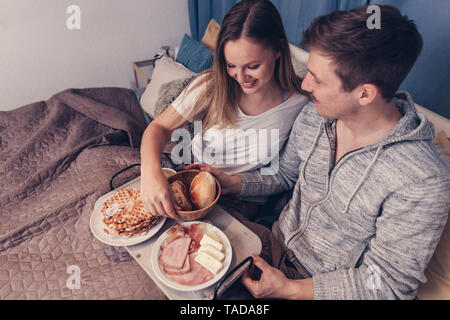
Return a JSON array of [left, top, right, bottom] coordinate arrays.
[[151, 221, 233, 292]]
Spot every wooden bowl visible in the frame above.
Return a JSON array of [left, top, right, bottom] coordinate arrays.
[[161, 167, 176, 178], [168, 169, 221, 221]]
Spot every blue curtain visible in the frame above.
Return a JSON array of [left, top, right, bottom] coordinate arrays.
[[188, 0, 450, 118], [188, 0, 237, 41], [370, 0, 450, 119]]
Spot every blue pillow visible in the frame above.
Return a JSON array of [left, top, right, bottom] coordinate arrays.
[[176, 34, 214, 73]]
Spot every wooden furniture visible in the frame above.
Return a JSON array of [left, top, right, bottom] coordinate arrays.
[[132, 58, 155, 89], [97, 176, 263, 300]]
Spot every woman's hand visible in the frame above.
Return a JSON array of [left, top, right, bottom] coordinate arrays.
[[140, 169, 181, 220], [184, 163, 242, 195]]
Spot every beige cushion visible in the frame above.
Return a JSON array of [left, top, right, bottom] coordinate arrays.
[[139, 55, 196, 119], [289, 43, 309, 79], [416, 105, 450, 137], [417, 131, 450, 299], [154, 76, 196, 136], [433, 131, 450, 164], [201, 19, 220, 51]]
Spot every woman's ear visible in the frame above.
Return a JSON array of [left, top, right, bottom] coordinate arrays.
[[275, 50, 281, 60], [273, 46, 281, 60]]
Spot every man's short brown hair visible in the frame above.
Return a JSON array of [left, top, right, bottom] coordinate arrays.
[[301, 5, 423, 101]]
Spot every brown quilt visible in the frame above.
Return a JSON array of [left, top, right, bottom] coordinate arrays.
[[0, 87, 177, 299]]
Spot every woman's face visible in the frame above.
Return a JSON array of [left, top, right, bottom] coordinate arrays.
[[223, 37, 280, 95]]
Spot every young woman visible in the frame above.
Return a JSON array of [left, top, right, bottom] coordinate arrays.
[[140, 0, 308, 219]]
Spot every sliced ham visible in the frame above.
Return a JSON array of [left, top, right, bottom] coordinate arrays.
[[187, 223, 206, 253], [166, 254, 215, 286], [163, 254, 190, 275], [165, 224, 188, 245], [188, 223, 206, 245], [159, 236, 191, 269], [159, 223, 213, 286]]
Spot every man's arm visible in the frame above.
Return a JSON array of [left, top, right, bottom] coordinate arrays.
[[313, 175, 450, 300], [236, 110, 306, 197]]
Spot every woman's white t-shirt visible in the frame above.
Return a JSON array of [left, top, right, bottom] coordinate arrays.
[[171, 75, 308, 202]]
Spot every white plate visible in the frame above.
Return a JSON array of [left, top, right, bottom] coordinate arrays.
[[151, 221, 233, 292], [89, 191, 166, 247]]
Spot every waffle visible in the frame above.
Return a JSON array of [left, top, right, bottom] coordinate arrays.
[[101, 189, 160, 237]]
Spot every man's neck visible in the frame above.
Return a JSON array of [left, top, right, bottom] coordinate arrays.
[[334, 99, 402, 164], [337, 99, 402, 146]]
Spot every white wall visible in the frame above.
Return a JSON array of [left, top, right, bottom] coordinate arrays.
[[0, 0, 190, 110]]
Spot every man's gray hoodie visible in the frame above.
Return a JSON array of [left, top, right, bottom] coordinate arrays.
[[238, 92, 450, 299]]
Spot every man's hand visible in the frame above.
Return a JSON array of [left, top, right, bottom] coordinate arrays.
[[184, 163, 242, 195], [241, 255, 292, 299], [241, 255, 314, 300]]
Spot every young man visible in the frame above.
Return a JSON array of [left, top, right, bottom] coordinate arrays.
[[189, 5, 450, 299]]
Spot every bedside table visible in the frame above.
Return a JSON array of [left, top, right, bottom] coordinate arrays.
[[132, 58, 155, 89]]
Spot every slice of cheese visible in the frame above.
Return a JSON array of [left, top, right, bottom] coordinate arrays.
[[200, 232, 223, 251], [206, 230, 221, 242], [198, 243, 225, 262], [195, 251, 223, 274]]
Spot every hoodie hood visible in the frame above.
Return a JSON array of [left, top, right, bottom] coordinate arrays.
[[382, 91, 435, 145], [342, 91, 436, 214]]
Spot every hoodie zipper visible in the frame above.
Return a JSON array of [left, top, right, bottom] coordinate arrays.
[[285, 122, 381, 248], [285, 146, 368, 248], [285, 94, 430, 248]]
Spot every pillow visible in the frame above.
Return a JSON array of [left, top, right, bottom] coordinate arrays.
[[433, 131, 450, 164], [139, 55, 196, 119], [417, 131, 450, 299], [289, 43, 309, 79], [154, 76, 198, 156], [176, 34, 214, 73], [201, 19, 220, 51], [154, 75, 196, 137]]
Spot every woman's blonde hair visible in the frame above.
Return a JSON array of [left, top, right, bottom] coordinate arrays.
[[182, 0, 304, 131]]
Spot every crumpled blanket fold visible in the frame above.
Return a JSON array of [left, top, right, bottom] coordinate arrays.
[[0, 87, 169, 299]]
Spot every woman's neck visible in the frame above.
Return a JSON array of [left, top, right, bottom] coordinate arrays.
[[238, 79, 285, 116]]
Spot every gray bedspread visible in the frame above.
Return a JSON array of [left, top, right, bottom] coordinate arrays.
[[0, 87, 175, 299]]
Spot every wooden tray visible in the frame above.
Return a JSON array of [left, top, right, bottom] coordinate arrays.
[[114, 176, 262, 299]]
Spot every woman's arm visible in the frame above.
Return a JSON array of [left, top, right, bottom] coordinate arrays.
[[140, 106, 187, 219], [140, 106, 185, 174]]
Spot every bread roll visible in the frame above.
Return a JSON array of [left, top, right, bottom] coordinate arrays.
[[170, 181, 193, 211], [189, 172, 217, 209]]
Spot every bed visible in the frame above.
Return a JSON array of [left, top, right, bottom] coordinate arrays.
[[1, 20, 448, 300], [0, 22, 222, 300]]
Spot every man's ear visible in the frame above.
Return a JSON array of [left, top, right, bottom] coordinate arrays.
[[358, 84, 379, 106]]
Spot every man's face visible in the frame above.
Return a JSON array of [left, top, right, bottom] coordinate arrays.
[[301, 49, 358, 119]]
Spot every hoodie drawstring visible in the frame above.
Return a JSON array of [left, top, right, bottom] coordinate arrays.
[[342, 145, 384, 214], [300, 121, 324, 188], [300, 120, 384, 214]]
